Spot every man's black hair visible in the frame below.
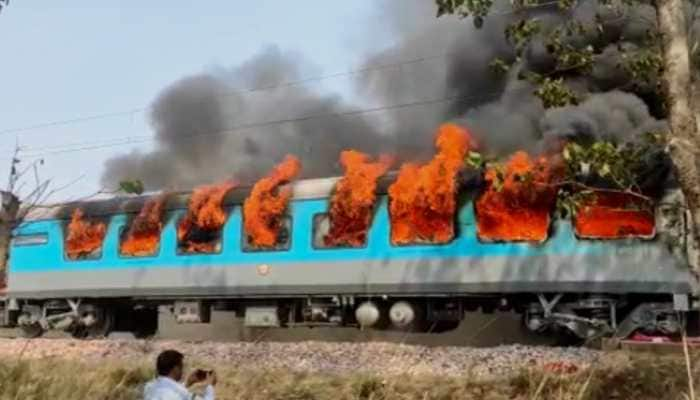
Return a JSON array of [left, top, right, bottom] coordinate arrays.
[[156, 350, 184, 376]]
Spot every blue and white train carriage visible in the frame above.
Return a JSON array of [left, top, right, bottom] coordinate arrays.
[[0, 173, 698, 340]]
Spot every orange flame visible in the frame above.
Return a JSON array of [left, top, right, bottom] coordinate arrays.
[[476, 151, 559, 242], [244, 155, 301, 248], [324, 150, 392, 247], [388, 123, 472, 245], [574, 191, 655, 238], [120, 194, 168, 256], [178, 181, 236, 253], [65, 209, 107, 259]]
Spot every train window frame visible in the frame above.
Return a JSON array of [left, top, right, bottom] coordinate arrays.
[[175, 211, 226, 256], [387, 217, 457, 248], [386, 196, 464, 247], [311, 212, 369, 250], [12, 233, 49, 247], [241, 214, 293, 253], [472, 199, 553, 244], [117, 224, 162, 259], [61, 216, 108, 262]]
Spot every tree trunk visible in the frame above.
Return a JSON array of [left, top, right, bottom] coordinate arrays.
[[0, 192, 17, 292], [656, 0, 700, 273]]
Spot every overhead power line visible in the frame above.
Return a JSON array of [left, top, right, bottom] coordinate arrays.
[[0, 52, 454, 137], [0, 0, 572, 138], [16, 86, 529, 159], [2, 0, 643, 162]]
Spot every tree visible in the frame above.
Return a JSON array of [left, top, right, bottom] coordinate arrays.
[[0, 142, 145, 288], [436, 0, 700, 270], [655, 0, 700, 271], [0, 192, 18, 290]]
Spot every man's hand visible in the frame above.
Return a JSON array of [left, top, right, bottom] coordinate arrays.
[[185, 370, 205, 387], [204, 371, 217, 387]]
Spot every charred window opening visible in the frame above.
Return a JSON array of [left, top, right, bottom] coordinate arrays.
[[242, 155, 300, 249], [573, 191, 655, 239], [475, 151, 557, 243], [322, 150, 390, 249], [120, 196, 168, 257], [177, 212, 227, 255], [243, 215, 291, 252], [313, 213, 368, 249], [63, 209, 107, 261], [387, 124, 470, 246], [119, 225, 160, 258], [177, 181, 236, 255], [388, 197, 457, 247]]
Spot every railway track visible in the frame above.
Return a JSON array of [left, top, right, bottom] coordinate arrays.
[[0, 310, 557, 346], [2, 309, 696, 356]]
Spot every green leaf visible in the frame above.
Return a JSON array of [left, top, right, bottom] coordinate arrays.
[[533, 78, 579, 108], [505, 19, 541, 54], [562, 146, 570, 161], [465, 151, 484, 169], [488, 58, 512, 74], [118, 180, 145, 195]]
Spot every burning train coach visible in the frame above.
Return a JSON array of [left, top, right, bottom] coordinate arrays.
[[0, 124, 698, 341]]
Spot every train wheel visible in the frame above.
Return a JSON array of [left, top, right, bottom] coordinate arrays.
[[18, 323, 43, 338], [71, 307, 114, 339]]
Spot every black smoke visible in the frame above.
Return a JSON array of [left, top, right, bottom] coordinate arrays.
[[101, 0, 679, 191]]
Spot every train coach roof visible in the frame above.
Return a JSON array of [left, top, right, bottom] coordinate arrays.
[[21, 170, 481, 221], [22, 171, 482, 221], [19, 175, 339, 221]]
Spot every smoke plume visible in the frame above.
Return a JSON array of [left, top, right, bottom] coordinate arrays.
[[101, 0, 676, 191], [102, 47, 390, 190]]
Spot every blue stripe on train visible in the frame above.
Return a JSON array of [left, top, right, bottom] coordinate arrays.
[[9, 197, 645, 273]]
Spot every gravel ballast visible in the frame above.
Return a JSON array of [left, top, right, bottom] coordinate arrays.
[[0, 338, 601, 378]]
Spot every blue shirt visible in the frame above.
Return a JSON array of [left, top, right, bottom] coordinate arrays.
[[143, 376, 215, 400]]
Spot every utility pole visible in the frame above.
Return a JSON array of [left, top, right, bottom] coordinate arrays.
[[0, 140, 20, 294], [6, 140, 20, 193]]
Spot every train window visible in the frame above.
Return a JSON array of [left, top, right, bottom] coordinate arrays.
[[118, 225, 160, 258], [242, 215, 292, 252], [12, 233, 48, 247], [387, 199, 456, 247], [63, 211, 108, 261], [389, 217, 458, 247], [312, 213, 368, 249], [176, 214, 224, 255]]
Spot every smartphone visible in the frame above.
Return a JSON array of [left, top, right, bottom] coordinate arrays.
[[194, 369, 212, 381]]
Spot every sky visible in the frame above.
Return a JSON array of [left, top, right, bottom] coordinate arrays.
[[0, 1, 397, 202]]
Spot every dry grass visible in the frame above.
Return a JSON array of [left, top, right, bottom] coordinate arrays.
[[0, 352, 696, 400]]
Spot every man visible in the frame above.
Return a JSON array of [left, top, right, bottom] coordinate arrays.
[[143, 349, 216, 400]]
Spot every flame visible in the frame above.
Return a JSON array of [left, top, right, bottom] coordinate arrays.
[[178, 181, 237, 253], [574, 191, 655, 238], [244, 155, 301, 248], [120, 194, 168, 256], [324, 150, 392, 247], [65, 209, 107, 259], [388, 124, 471, 245], [476, 151, 559, 242]]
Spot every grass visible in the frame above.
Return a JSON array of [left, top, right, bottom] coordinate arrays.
[[0, 352, 696, 400]]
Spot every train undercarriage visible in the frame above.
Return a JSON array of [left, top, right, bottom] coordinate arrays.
[[1, 293, 697, 343]]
